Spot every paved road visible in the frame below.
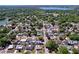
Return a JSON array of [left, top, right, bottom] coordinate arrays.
[[14, 50, 18, 54], [0, 48, 8, 53], [7, 23, 21, 35], [4, 48, 8, 53], [0, 50, 5, 53], [44, 48, 49, 54], [43, 21, 49, 54], [35, 45, 39, 54], [35, 50, 39, 54]]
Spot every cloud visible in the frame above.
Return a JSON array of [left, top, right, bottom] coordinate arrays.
[[0, 0, 79, 5]]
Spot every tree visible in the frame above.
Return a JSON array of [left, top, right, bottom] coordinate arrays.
[[69, 34, 79, 41], [0, 34, 6, 38], [8, 31, 17, 40], [45, 40, 58, 53], [0, 37, 11, 47], [38, 36, 44, 42], [72, 48, 79, 54], [57, 46, 69, 54], [59, 28, 65, 33], [0, 27, 10, 33], [59, 36, 65, 40]]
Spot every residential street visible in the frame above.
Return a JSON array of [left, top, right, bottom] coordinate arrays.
[[43, 21, 49, 54]]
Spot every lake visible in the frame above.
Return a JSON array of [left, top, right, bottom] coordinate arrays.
[[0, 18, 8, 26], [39, 7, 73, 10]]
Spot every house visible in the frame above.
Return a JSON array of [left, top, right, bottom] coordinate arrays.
[[49, 36, 53, 39], [66, 45, 73, 54], [8, 45, 14, 50], [11, 23, 16, 29], [25, 45, 35, 50], [65, 37, 70, 40], [35, 45, 42, 50], [62, 40, 68, 45], [52, 25, 59, 32], [20, 39, 26, 42], [16, 33, 27, 40], [55, 39, 62, 44], [67, 40, 78, 45], [14, 26, 19, 31], [26, 37, 35, 44], [66, 45, 73, 50], [35, 41, 44, 45], [26, 37, 32, 42], [53, 13, 59, 17], [47, 29, 53, 36], [16, 45, 23, 50], [74, 45, 79, 49], [62, 40, 78, 45], [73, 43, 79, 49], [68, 27, 73, 32], [44, 24, 51, 29], [36, 29, 43, 36]]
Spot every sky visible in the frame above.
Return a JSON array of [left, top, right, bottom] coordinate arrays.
[[0, 0, 79, 5]]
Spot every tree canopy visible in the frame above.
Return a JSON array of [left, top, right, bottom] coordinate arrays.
[[0, 37, 11, 47], [72, 48, 79, 54], [69, 34, 79, 41], [57, 46, 69, 54], [45, 40, 58, 52]]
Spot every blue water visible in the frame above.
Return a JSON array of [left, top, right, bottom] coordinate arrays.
[[0, 19, 8, 26], [39, 7, 73, 10]]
